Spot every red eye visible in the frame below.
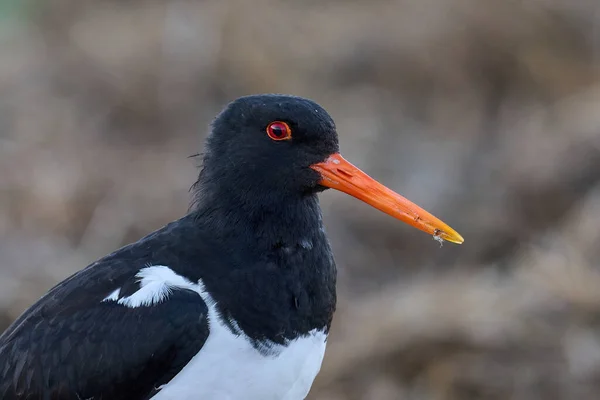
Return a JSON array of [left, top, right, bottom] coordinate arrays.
[[266, 121, 292, 141]]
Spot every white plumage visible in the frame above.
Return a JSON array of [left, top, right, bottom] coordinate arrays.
[[103, 266, 328, 400]]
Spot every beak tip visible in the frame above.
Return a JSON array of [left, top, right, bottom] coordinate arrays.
[[436, 227, 464, 245], [445, 232, 465, 245]]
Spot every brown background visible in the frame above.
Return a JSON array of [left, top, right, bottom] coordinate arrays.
[[1, 0, 600, 399]]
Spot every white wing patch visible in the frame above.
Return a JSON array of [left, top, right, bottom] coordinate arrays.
[[102, 265, 197, 308], [102, 288, 121, 302]]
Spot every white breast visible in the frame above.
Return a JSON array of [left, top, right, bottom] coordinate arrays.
[[154, 323, 327, 400], [110, 267, 328, 400]]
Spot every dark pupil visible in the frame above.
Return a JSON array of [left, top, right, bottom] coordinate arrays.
[[272, 125, 285, 137]]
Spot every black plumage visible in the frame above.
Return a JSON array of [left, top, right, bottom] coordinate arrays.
[[0, 94, 338, 399]]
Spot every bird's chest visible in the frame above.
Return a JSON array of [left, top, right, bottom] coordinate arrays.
[[151, 282, 329, 400], [153, 328, 327, 400]]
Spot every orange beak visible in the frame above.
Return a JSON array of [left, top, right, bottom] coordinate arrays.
[[310, 153, 464, 245]]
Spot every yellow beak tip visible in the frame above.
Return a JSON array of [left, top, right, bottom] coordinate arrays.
[[443, 233, 465, 245]]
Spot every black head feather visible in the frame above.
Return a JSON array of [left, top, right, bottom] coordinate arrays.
[[193, 94, 339, 210]]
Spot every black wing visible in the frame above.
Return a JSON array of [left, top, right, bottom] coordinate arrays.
[[0, 263, 209, 400]]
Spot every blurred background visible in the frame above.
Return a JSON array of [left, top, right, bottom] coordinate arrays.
[[1, 0, 600, 398]]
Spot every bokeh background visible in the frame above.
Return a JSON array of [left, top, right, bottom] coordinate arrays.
[[2, 0, 600, 398]]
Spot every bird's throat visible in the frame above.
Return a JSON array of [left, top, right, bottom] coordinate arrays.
[[192, 186, 326, 253]]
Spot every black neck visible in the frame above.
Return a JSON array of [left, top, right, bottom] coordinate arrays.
[[184, 180, 336, 344], [191, 177, 325, 251]]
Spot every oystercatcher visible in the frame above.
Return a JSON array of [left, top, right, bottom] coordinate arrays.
[[0, 94, 463, 399]]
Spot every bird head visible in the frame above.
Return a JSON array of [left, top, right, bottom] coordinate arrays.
[[198, 94, 463, 245]]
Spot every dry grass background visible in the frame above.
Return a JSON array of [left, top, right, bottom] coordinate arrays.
[[1, 0, 600, 398]]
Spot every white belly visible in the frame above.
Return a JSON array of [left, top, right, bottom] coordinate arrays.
[[152, 281, 328, 400]]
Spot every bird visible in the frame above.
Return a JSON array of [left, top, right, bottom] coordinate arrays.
[[0, 94, 463, 400]]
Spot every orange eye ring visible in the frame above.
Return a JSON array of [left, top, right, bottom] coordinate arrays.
[[266, 121, 292, 141]]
